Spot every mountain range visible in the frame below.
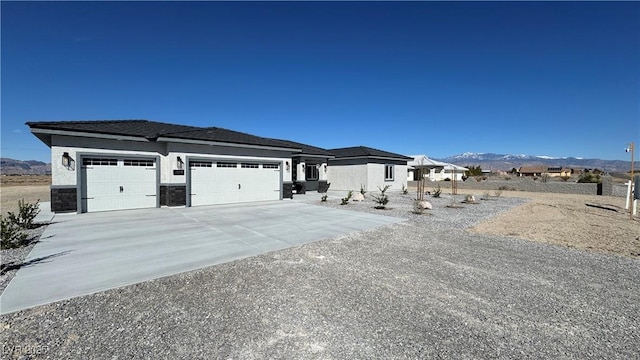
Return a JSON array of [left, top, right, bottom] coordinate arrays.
[[1, 158, 51, 175], [435, 153, 633, 173]]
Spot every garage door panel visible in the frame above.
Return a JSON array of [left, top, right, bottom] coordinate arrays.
[[82, 158, 157, 212], [190, 161, 281, 206]]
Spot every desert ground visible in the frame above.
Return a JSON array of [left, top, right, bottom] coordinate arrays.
[[0, 175, 51, 216], [465, 190, 639, 258], [0, 176, 638, 257]]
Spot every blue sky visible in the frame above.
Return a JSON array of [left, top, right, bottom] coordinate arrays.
[[2, 1, 638, 162]]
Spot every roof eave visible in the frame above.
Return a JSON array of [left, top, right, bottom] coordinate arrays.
[[29, 128, 151, 143], [156, 136, 302, 152]]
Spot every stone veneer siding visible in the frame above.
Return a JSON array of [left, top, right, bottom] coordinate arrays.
[[318, 180, 330, 193], [160, 185, 187, 207], [51, 186, 78, 212], [283, 182, 293, 199]]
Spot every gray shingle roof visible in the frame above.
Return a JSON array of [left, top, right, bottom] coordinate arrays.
[[26, 120, 300, 149], [268, 139, 335, 157], [329, 146, 412, 160]]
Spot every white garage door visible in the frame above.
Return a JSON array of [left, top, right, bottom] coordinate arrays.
[[81, 157, 157, 212], [190, 160, 281, 206]]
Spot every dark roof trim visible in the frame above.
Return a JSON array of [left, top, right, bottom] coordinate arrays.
[[156, 136, 301, 152], [329, 146, 412, 161], [26, 120, 302, 151]]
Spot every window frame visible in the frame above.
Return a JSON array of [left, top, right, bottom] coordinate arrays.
[[305, 164, 319, 181], [384, 164, 394, 181]]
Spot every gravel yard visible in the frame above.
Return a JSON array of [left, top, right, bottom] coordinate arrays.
[[1, 192, 639, 359]]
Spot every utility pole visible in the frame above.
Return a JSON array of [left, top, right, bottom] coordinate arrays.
[[626, 142, 635, 220]]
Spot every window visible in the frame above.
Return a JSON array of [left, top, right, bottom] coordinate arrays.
[[305, 164, 319, 180], [190, 161, 212, 168], [241, 163, 259, 169], [385, 165, 394, 181], [217, 162, 237, 168], [124, 159, 154, 167], [83, 158, 117, 166], [262, 163, 279, 169]]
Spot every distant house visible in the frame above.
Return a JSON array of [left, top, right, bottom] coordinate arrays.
[[518, 166, 546, 177], [327, 146, 411, 192], [407, 155, 467, 182], [519, 166, 574, 178]]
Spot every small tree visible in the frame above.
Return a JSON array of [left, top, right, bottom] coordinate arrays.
[[341, 190, 353, 205], [371, 185, 391, 209], [465, 165, 483, 177], [541, 173, 550, 183]]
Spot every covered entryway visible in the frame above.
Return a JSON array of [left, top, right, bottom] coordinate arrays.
[[189, 160, 281, 206], [81, 157, 158, 212]]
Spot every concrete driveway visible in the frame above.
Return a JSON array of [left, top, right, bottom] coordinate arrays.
[[0, 201, 404, 314]]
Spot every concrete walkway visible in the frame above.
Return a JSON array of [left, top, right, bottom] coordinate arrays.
[[0, 201, 404, 314]]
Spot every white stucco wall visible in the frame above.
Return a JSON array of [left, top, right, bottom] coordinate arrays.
[[326, 164, 368, 191], [50, 135, 294, 186], [326, 163, 407, 192], [366, 163, 407, 192]]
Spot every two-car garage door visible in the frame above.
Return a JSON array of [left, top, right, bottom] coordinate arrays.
[[80, 156, 282, 212], [190, 160, 281, 206], [81, 157, 157, 213]]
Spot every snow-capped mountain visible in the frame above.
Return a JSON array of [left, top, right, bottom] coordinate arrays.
[[435, 153, 632, 172]]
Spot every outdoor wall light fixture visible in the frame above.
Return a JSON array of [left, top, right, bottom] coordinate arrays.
[[324, 164, 327, 172], [177, 156, 184, 170], [62, 152, 71, 167], [302, 164, 305, 170], [286, 161, 290, 171]]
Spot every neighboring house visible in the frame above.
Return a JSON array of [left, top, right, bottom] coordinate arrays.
[[440, 164, 469, 181], [407, 155, 467, 182], [27, 120, 408, 213], [518, 166, 547, 177], [327, 146, 411, 192]]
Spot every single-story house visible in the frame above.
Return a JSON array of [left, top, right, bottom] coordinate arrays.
[[27, 120, 410, 213], [518, 166, 547, 177], [326, 146, 411, 192], [407, 155, 467, 182]]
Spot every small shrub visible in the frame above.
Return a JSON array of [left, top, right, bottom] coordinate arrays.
[[371, 185, 391, 209], [493, 189, 503, 197], [475, 176, 482, 182], [541, 173, 550, 183], [560, 175, 571, 182], [359, 184, 367, 196], [482, 191, 491, 200], [432, 183, 442, 198], [7, 198, 40, 229], [1, 216, 28, 249], [444, 178, 451, 182], [401, 184, 409, 195], [321, 194, 328, 202], [504, 176, 511, 180], [577, 172, 601, 183], [341, 190, 353, 205]]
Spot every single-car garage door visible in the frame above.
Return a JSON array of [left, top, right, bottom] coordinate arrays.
[[190, 160, 281, 206], [81, 157, 158, 212]]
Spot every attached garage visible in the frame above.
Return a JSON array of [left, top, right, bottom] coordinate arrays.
[[189, 160, 281, 206], [81, 157, 158, 213]]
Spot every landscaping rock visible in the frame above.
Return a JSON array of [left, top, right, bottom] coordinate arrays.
[[417, 200, 432, 210], [352, 193, 365, 202]]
